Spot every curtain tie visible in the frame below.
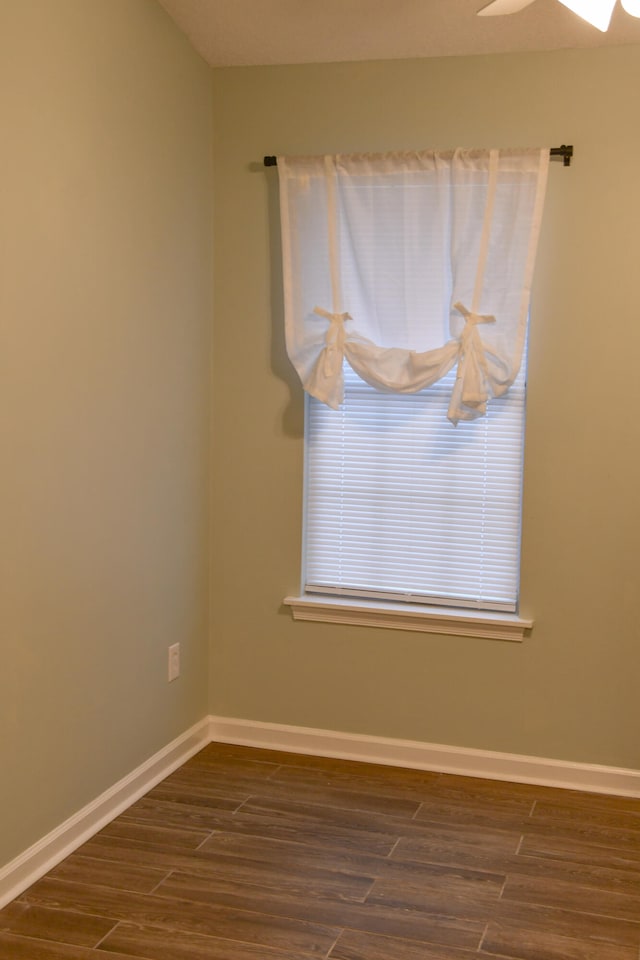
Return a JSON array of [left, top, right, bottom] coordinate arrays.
[[453, 301, 495, 331], [448, 302, 497, 424], [313, 306, 351, 378], [454, 301, 496, 377]]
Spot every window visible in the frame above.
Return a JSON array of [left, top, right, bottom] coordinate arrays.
[[277, 149, 548, 635]]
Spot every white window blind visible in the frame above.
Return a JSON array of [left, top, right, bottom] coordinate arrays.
[[304, 358, 527, 613]]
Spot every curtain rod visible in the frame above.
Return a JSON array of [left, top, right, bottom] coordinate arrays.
[[263, 145, 573, 167]]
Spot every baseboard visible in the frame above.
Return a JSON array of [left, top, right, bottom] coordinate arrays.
[[208, 715, 640, 799], [3, 714, 639, 911], [0, 717, 210, 910]]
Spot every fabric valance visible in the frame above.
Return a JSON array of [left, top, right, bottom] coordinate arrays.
[[277, 148, 549, 424]]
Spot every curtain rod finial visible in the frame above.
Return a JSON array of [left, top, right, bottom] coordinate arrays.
[[551, 144, 573, 166]]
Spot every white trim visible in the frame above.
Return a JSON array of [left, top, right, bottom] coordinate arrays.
[[0, 717, 210, 910], [208, 715, 640, 799], [284, 595, 532, 641]]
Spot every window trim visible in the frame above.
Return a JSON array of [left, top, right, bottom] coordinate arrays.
[[284, 594, 532, 642]]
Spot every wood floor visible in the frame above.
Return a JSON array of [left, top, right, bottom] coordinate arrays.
[[1, 743, 640, 960]]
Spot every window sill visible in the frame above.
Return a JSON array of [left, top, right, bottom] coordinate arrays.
[[283, 595, 532, 642]]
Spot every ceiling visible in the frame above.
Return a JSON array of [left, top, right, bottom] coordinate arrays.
[[157, 0, 640, 67]]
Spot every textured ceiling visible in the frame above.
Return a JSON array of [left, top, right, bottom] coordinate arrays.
[[157, 0, 640, 66]]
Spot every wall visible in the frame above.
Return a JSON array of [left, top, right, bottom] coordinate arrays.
[[0, 0, 212, 867], [210, 47, 640, 771]]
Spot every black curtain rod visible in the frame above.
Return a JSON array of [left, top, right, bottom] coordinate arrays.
[[264, 145, 573, 167]]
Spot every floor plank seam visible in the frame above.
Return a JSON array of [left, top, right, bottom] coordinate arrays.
[[194, 829, 218, 851], [385, 837, 401, 859], [92, 917, 122, 950], [148, 868, 175, 895], [324, 927, 344, 958], [477, 919, 490, 953], [266, 764, 287, 781]]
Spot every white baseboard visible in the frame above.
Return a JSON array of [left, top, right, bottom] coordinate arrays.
[[208, 715, 640, 799], [0, 717, 210, 910], [3, 714, 639, 911]]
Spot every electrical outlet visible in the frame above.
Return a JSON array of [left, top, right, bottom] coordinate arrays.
[[168, 643, 180, 682]]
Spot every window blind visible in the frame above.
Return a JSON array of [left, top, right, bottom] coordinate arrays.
[[304, 359, 527, 613]]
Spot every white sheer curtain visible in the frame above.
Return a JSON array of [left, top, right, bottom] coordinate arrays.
[[278, 148, 549, 425]]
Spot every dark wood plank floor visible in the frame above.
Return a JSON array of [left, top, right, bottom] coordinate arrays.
[[2, 742, 640, 959]]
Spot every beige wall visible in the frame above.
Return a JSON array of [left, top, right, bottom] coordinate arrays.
[[2, 0, 639, 880], [210, 47, 640, 771], [0, 0, 212, 866]]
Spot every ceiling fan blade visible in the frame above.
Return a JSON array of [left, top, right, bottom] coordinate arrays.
[[556, 0, 616, 30], [477, 0, 537, 15]]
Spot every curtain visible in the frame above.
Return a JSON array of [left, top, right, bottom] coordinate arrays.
[[277, 148, 549, 425]]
